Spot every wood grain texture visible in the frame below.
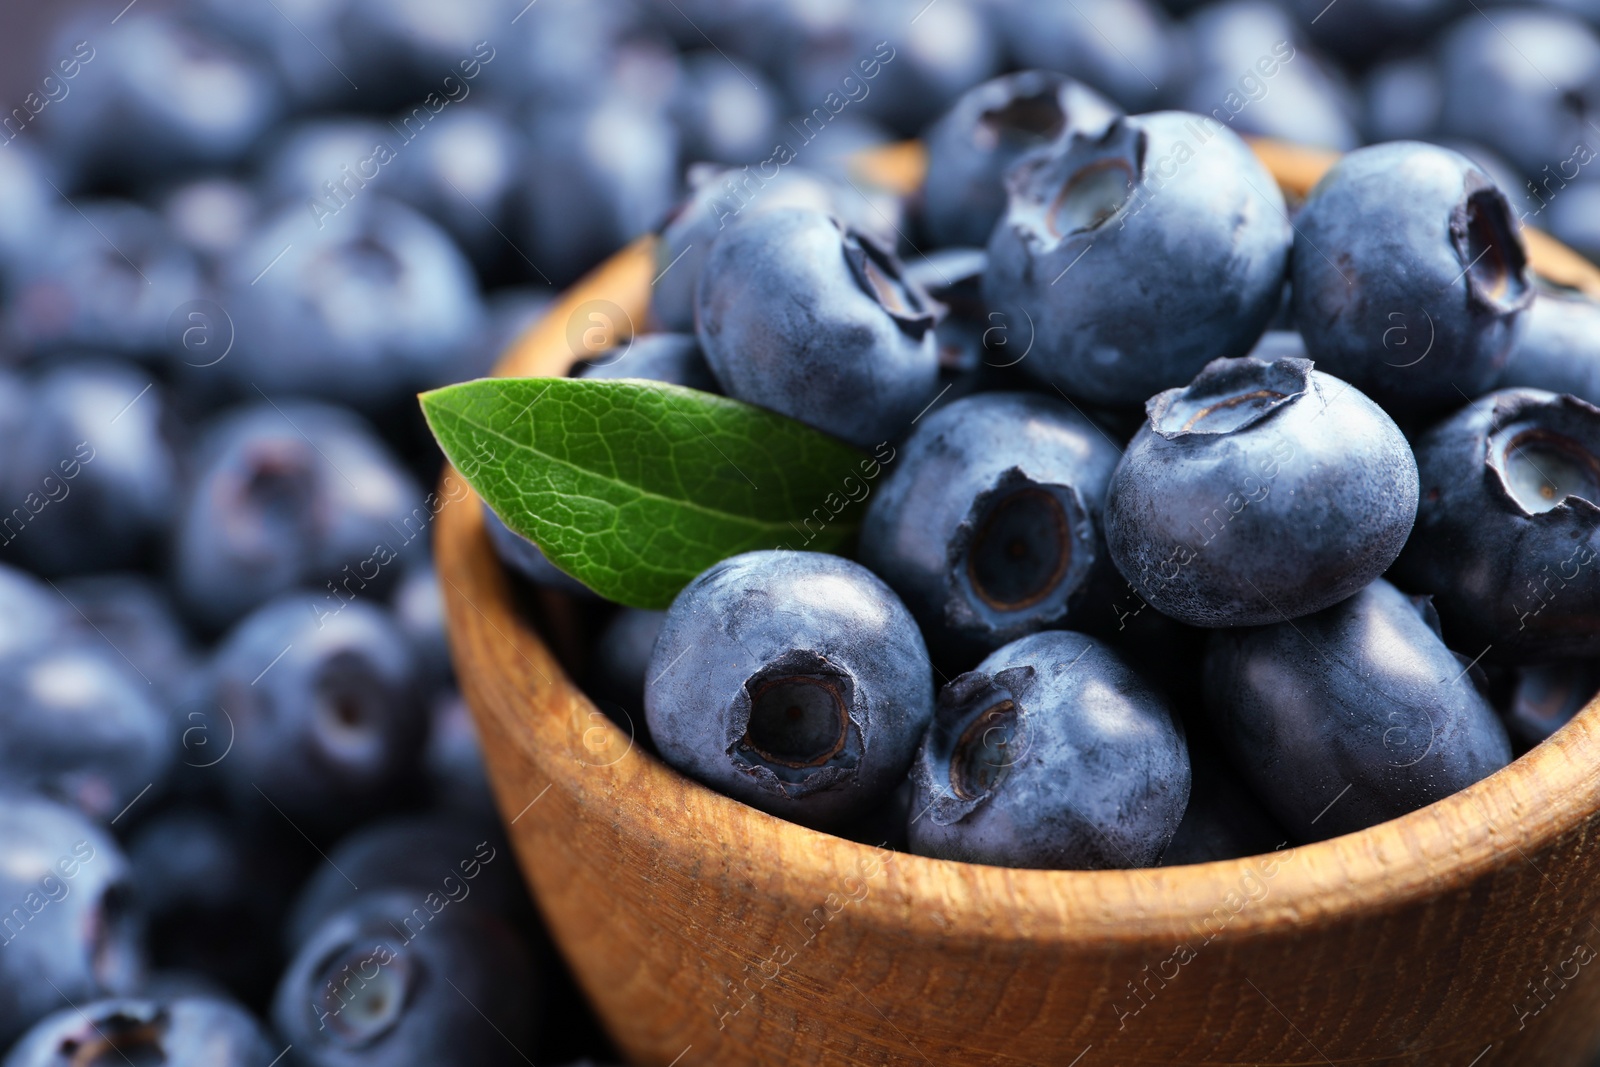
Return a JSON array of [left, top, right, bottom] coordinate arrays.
[[439, 138, 1600, 1066]]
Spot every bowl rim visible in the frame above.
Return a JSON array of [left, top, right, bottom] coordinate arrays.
[[444, 136, 1600, 947]]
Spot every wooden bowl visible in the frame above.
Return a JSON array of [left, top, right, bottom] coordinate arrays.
[[437, 139, 1600, 1066]]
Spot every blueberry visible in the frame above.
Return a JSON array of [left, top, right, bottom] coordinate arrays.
[[3, 200, 202, 360], [272, 891, 537, 1067], [1437, 8, 1600, 176], [1287, 0, 1461, 67], [0, 644, 171, 821], [983, 111, 1291, 407], [486, 0, 648, 105], [172, 400, 423, 631], [650, 165, 897, 335], [128, 809, 307, 1007], [221, 196, 485, 406], [671, 51, 784, 166], [195, 0, 357, 110], [1204, 579, 1513, 842], [1502, 662, 1600, 747], [0, 140, 58, 286], [585, 607, 667, 724], [43, 14, 282, 185], [283, 815, 517, 951], [0, 793, 142, 1047], [1393, 388, 1600, 661], [1497, 287, 1600, 407], [860, 392, 1122, 660], [907, 630, 1189, 869], [1105, 356, 1419, 627], [695, 208, 940, 448], [256, 116, 395, 206], [519, 94, 679, 284], [162, 178, 261, 275], [920, 70, 1120, 249], [59, 574, 195, 704], [1361, 57, 1444, 144], [337, 0, 504, 107], [1178, 1, 1360, 150], [384, 104, 528, 272], [646, 551, 934, 828], [423, 689, 498, 819], [577, 332, 719, 393], [1160, 720, 1287, 865], [1290, 142, 1531, 414], [3, 994, 277, 1067], [4, 358, 177, 575], [205, 595, 424, 833], [992, 0, 1179, 113], [0, 563, 70, 658]]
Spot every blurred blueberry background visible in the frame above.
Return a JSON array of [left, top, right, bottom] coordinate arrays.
[[0, 0, 1597, 1063]]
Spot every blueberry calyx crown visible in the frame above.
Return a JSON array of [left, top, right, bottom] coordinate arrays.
[[1146, 356, 1312, 441], [843, 227, 939, 341], [1003, 117, 1145, 255], [312, 937, 414, 1049], [731, 648, 863, 792], [972, 80, 1068, 153], [917, 665, 1036, 826], [1483, 391, 1600, 518], [49, 1003, 170, 1062], [949, 468, 1093, 630], [1450, 172, 1531, 315]]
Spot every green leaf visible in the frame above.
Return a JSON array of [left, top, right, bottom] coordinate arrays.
[[421, 377, 877, 609]]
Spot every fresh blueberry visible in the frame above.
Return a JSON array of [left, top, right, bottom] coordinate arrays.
[[256, 116, 394, 206], [1203, 578, 1513, 842], [1496, 286, 1600, 407], [283, 815, 517, 951], [205, 594, 425, 833], [127, 809, 307, 1008], [3, 200, 202, 360], [983, 111, 1291, 407], [221, 196, 485, 407], [482, 504, 595, 597], [1178, 1, 1360, 150], [766, 1, 1003, 134], [1287, 0, 1462, 67], [992, 0, 1179, 113], [519, 94, 680, 284], [336, 0, 504, 107], [392, 561, 452, 692], [577, 332, 719, 392], [907, 630, 1189, 869], [650, 164, 898, 335], [195, 0, 357, 110], [859, 392, 1122, 660], [1436, 8, 1600, 177], [920, 70, 1120, 249], [172, 400, 423, 631], [1361, 57, 1443, 144], [695, 208, 940, 449], [59, 574, 195, 704], [3, 994, 277, 1067], [43, 13, 282, 184], [1393, 388, 1600, 661], [0, 643, 171, 821], [0, 792, 142, 1048], [0, 563, 70, 658], [1160, 719, 1287, 865], [384, 104, 528, 272], [1105, 356, 1419, 627], [272, 890, 537, 1067], [162, 178, 261, 277], [1290, 141, 1531, 413], [4, 358, 177, 575], [0, 140, 58, 287], [671, 51, 784, 166], [1502, 662, 1600, 747], [645, 551, 934, 829], [584, 607, 667, 724], [423, 689, 498, 819]]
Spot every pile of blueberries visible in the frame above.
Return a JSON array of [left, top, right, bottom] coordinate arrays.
[[1, 0, 1599, 1062]]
